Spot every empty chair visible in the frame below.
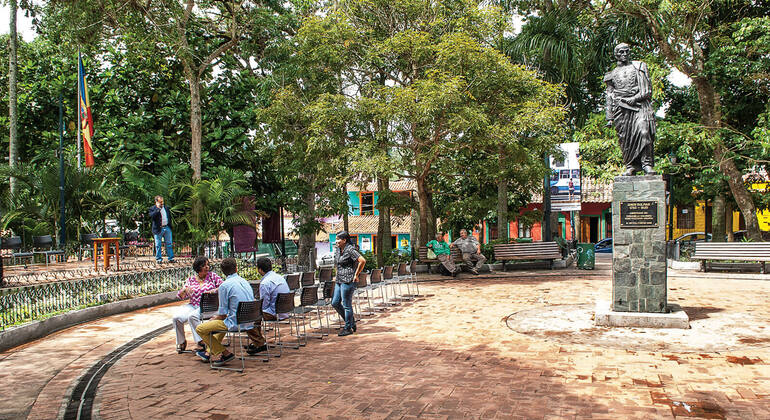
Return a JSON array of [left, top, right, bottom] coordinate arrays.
[[1, 236, 33, 266], [32, 235, 66, 266], [296, 285, 324, 342], [250, 282, 261, 300], [301, 271, 315, 288], [320, 280, 342, 333], [396, 262, 414, 300], [285, 273, 301, 291], [319, 267, 333, 283], [368, 268, 388, 310], [262, 292, 300, 356], [354, 271, 374, 317], [407, 260, 420, 297], [199, 292, 219, 321]]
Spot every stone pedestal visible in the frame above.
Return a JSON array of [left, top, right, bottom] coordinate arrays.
[[612, 175, 668, 313]]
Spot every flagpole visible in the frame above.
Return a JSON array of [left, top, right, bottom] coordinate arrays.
[[58, 93, 67, 248], [76, 51, 82, 170]]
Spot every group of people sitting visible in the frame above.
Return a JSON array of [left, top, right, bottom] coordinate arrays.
[[425, 229, 487, 276], [170, 230, 366, 367]]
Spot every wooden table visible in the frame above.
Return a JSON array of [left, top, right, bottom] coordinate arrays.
[[93, 237, 120, 271]]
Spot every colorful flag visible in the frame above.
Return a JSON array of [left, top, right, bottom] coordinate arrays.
[[78, 54, 95, 167]]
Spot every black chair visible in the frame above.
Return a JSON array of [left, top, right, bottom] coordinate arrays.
[[300, 271, 315, 288], [320, 280, 342, 333], [296, 285, 324, 342], [208, 300, 265, 372], [1, 236, 33, 266], [32, 235, 66, 266], [319, 267, 333, 283], [285, 273, 301, 291], [369, 268, 389, 309], [262, 292, 300, 355], [250, 282, 261, 300], [199, 292, 219, 321], [354, 271, 374, 317]]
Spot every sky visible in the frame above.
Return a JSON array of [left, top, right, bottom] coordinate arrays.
[[0, 3, 693, 88], [0, 4, 37, 41]]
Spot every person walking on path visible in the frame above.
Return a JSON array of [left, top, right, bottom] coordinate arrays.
[[451, 229, 486, 275], [149, 195, 174, 263], [173, 256, 222, 354], [426, 232, 458, 276], [332, 231, 366, 336], [195, 258, 260, 366]]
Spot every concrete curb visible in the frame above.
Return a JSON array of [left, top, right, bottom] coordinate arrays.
[[0, 291, 178, 353]]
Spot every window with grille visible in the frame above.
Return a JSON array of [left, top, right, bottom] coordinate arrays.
[[677, 205, 695, 229]]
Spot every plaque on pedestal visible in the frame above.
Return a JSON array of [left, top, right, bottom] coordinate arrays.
[[611, 175, 668, 313]]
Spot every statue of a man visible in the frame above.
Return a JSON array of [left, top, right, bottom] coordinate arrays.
[[605, 43, 656, 176]]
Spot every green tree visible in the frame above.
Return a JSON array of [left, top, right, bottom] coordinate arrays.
[[609, 0, 770, 241]]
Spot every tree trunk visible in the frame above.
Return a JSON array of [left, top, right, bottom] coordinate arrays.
[[416, 176, 436, 245], [712, 193, 725, 242], [726, 201, 734, 241], [8, 0, 18, 195], [343, 181, 349, 232], [693, 78, 762, 241], [497, 152, 509, 242], [188, 74, 203, 181], [376, 176, 392, 267], [298, 188, 316, 270]]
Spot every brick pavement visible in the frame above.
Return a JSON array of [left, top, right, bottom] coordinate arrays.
[[2, 256, 770, 419]]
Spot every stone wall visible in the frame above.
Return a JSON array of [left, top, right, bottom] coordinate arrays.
[[612, 175, 668, 313]]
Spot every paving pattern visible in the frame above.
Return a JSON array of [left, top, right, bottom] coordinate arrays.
[[2, 256, 769, 419]]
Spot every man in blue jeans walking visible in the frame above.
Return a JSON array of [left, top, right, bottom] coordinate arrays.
[[149, 195, 174, 263], [332, 231, 366, 336]]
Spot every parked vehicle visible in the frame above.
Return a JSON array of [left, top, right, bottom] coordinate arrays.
[[594, 238, 612, 253], [316, 251, 335, 267]]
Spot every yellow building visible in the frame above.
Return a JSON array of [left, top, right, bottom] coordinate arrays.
[[668, 201, 768, 240]]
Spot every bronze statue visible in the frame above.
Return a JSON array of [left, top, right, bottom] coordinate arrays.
[[605, 43, 656, 176]]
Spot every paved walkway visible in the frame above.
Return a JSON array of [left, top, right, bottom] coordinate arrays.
[[2, 256, 769, 419]]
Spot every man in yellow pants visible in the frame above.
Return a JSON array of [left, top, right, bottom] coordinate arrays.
[[195, 258, 260, 366]]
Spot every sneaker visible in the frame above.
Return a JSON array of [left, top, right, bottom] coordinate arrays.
[[352, 324, 357, 332], [338, 328, 353, 337], [196, 350, 210, 363], [245, 344, 268, 355], [212, 352, 235, 366], [168, 259, 175, 263]]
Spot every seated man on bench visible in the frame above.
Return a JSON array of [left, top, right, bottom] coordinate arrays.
[[451, 229, 486, 275], [427, 232, 458, 276]]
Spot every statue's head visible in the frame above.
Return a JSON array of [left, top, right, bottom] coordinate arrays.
[[614, 43, 631, 63]]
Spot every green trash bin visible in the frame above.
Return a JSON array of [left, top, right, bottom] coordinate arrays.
[[577, 243, 595, 270]]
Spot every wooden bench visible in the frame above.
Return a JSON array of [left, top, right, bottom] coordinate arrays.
[[493, 242, 562, 270], [692, 242, 770, 273], [417, 246, 463, 271]]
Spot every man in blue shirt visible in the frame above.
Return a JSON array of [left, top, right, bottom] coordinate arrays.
[[195, 258, 259, 366], [245, 257, 290, 355]]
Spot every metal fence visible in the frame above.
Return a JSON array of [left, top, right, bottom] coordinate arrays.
[[0, 266, 194, 331], [0, 255, 309, 331]]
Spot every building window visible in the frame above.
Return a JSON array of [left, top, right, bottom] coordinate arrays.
[[518, 221, 531, 238], [677, 205, 695, 229], [360, 192, 374, 215]]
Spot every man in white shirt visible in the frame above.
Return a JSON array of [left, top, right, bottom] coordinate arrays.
[[246, 257, 290, 355]]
